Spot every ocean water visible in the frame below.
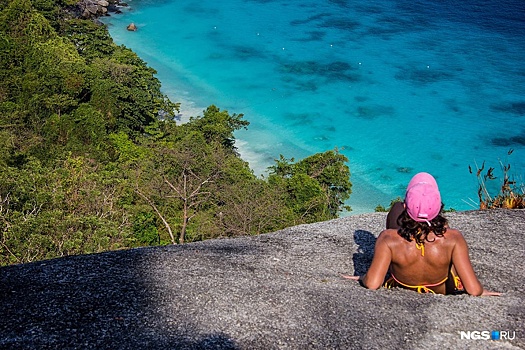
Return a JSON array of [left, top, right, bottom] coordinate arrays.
[[101, 0, 525, 214]]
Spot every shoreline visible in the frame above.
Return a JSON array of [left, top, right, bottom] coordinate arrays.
[[98, 8, 403, 216], [96, 2, 509, 215]]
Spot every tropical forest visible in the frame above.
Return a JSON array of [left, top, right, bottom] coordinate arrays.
[[0, 0, 352, 266]]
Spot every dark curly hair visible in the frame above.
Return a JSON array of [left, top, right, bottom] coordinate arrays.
[[396, 204, 447, 244]]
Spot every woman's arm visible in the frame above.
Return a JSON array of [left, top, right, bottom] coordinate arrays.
[[450, 230, 501, 296], [359, 231, 393, 289]]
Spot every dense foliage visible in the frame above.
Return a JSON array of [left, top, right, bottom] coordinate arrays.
[[0, 0, 352, 265]]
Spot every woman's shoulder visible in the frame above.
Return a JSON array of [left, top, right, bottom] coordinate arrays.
[[378, 228, 399, 238], [443, 227, 463, 238], [440, 227, 467, 246], [377, 229, 404, 245]]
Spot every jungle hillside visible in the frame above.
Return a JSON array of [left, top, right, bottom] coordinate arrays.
[[0, 0, 352, 266]]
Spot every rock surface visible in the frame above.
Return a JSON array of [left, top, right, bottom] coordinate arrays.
[[0, 209, 523, 349], [70, 0, 123, 19]]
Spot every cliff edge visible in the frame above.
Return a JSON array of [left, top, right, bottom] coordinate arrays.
[[1, 210, 523, 349]]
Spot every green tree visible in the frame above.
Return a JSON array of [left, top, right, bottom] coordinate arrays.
[[60, 19, 115, 61], [0, 156, 133, 265], [268, 149, 352, 222], [185, 105, 249, 151], [135, 131, 224, 244], [87, 49, 178, 135], [375, 197, 403, 212]]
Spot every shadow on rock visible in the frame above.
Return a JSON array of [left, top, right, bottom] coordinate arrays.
[[352, 230, 376, 276]]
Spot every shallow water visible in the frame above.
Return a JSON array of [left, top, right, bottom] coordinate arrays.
[[101, 0, 525, 214]]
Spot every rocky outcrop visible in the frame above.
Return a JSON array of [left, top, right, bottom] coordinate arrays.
[[0, 210, 523, 349], [126, 22, 137, 31], [70, 0, 125, 19]]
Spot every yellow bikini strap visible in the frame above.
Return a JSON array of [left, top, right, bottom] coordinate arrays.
[[387, 274, 449, 294], [416, 242, 425, 256], [415, 285, 434, 294]]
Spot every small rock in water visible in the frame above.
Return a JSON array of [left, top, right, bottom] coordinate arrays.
[[127, 23, 137, 31]]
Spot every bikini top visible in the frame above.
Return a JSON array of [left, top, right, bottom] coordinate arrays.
[[384, 240, 448, 294]]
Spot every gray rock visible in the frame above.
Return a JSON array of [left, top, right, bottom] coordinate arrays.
[[0, 209, 523, 349], [86, 3, 99, 14]]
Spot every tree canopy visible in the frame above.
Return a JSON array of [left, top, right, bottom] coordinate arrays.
[[0, 0, 352, 266]]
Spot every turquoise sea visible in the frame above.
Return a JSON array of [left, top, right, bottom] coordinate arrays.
[[101, 0, 525, 214]]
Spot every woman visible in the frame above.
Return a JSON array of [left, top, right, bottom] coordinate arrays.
[[345, 172, 500, 296]]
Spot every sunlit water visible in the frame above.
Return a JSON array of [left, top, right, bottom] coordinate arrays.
[[101, 0, 525, 214]]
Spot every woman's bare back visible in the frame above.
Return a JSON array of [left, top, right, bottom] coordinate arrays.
[[385, 228, 457, 294]]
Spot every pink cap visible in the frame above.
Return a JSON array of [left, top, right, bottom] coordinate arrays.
[[405, 172, 441, 222]]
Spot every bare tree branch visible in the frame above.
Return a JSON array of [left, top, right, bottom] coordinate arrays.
[[135, 188, 176, 245], [164, 171, 218, 244]]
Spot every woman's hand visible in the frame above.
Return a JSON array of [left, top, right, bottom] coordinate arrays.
[[481, 289, 502, 296], [341, 275, 360, 281]]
